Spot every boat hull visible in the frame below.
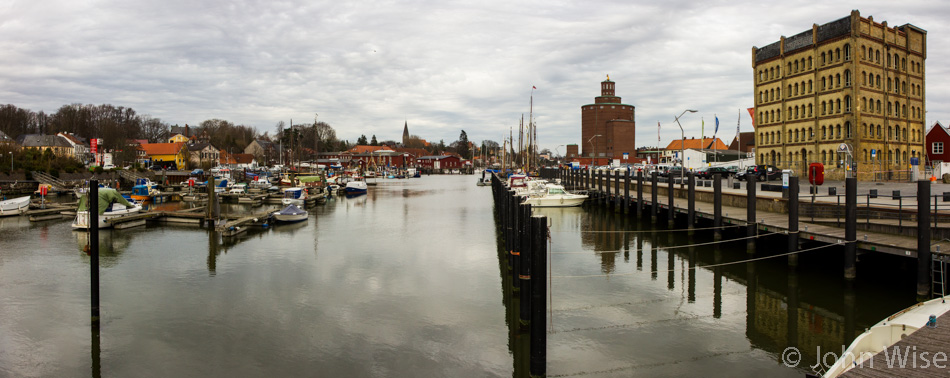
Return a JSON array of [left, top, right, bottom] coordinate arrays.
[[71, 206, 143, 230], [523, 195, 586, 207], [0, 196, 31, 217], [273, 213, 308, 223]]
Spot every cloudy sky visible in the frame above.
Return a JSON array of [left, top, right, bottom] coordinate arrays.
[[1, 0, 947, 153]]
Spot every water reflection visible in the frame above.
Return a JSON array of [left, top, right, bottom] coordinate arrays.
[[543, 204, 918, 376]]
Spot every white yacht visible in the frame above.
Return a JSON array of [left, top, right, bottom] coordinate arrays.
[[523, 183, 587, 207]]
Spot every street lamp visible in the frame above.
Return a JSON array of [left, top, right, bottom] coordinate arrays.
[[588, 135, 602, 170], [674, 109, 698, 184], [8, 152, 11, 172], [555, 145, 564, 166]]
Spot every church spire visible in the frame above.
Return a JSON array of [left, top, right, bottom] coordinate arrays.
[[402, 120, 409, 145]]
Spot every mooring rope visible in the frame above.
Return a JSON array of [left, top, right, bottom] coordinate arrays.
[[550, 241, 847, 278], [557, 222, 756, 234], [550, 231, 779, 255]]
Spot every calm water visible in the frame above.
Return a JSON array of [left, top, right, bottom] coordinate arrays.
[[0, 175, 919, 377]]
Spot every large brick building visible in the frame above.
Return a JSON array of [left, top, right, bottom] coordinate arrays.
[[752, 10, 926, 180], [581, 76, 636, 161]]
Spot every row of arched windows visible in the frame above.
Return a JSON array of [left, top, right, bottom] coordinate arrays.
[[757, 148, 921, 167], [757, 122, 852, 146], [820, 44, 850, 66]]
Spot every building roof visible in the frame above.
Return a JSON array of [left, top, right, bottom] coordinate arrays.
[[0, 130, 12, 143], [664, 137, 729, 151], [728, 132, 756, 153], [394, 147, 428, 157], [418, 155, 459, 160], [232, 153, 255, 165], [927, 121, 948, 137], [140, 142, 185, 155], [187, 142, 217, 151], [348, 145, 395, 154], [253, 139, 275, 149], [57, 132, 87, 146], [17, 134, 71, 148]]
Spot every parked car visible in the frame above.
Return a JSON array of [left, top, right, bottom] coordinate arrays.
[[737, 165, 780, 181], [697, 166, 733, 179], [662, 166, 688, 178]]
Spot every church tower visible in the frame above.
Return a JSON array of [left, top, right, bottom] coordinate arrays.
[[402, 121, 409, 145]]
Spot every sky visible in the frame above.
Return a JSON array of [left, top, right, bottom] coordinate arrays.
[[1, 0, 947, 154]]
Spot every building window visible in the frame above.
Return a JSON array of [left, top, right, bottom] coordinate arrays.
[[934, 142, 944, 155]]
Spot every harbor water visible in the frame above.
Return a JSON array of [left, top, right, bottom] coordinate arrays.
[[0, 175, 920, 377]]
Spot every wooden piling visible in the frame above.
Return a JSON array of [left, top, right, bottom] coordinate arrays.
[[713, 173, 722, 240], [746, 178, 756, 253], [687, 172, 695, 231], [651, 172, 658, 221], [614, 169, 621, 211], [787, 176, 799, 267], [636, 170, 644, 217], [667, 173, 674, 227], [519, 203, 532, 325], [918, 179, 932, 298], [529, 215, 547, 377], [844, 177, 857, 280], [624, 169, 630, 214], [90, 180, 100, 326]]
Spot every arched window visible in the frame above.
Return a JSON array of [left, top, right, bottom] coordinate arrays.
[[875, 50, 880, 63], [788, 84, 792, 95], [835, 48, 840, 61], [862, 123, 867, 136], [807, 57, 812, 69], [794, 60, 798, 72], [846, 122, 852, 138], [844, 70, 851, 86], [821, 52, 826, 65], [845, 96, 851, 112], [821, 77, 827, 90], [876, 75, 881, 88], [808, 103, 813, 117], [822, 125, 827, 139], [877, 125, 882, 138], [836, 73, 841, 87], [844, 44, 851, 60], [821, 101, 826, 115], [836, 99, 841, 113], [808, 80, 812, 92], [876, 100, 881, 113], [836, 124, 841, 138], [862, 97, 867, 111], [862, 71, 867, 86]]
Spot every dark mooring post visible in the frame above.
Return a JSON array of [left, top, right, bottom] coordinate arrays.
[[787, 176, 800, 267], [844, 177, 857, 280], [90, 180, 100, 326], [604, 170, 610, 207], [713, 173, 722, 240], [746, 177, 757, 253], [918, 179, 932, 298], [667, 172, 675, 227], [519, 203, 532, 325], [624, 168, 631, 214], [615, 168, 621, 211], [507, 190, 516, 271], [512, 193, 522, 290], [637, 170, 644, 217], [529, 215, 547, 377], [687, 172, 696, 233], [651, 172, 659, 221]]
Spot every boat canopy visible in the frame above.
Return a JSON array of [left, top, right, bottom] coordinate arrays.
[[298, 176, 323, 183], [77, 188, 135, 215]]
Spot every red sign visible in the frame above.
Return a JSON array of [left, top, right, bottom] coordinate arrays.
[[188, 179, 195, 187], [808, 163, 825, 185], [91, 138, 98, 154], [40, 185, 48, 196]]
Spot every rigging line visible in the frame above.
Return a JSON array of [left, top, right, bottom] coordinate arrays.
[[551, 241, 847, 278], [548, 310, 746, 334], [555, 222, 755, 234], [550, 232, 779, 255], [546, 348, 754, 377]]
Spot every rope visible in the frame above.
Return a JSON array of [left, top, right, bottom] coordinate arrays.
[[551, 241, 847, 278], [550, 232, 778, 255], [558, 222, 755, 234]]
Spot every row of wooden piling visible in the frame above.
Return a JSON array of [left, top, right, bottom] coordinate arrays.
[[491, 174, 547, 377], [556, 168, 935, 298]]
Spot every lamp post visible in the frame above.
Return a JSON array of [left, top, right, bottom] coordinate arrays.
[[588, 135, 602, 169], [674, 109, 698, 184], [555, 144, 564, 166], [8, 152, 11, 172]]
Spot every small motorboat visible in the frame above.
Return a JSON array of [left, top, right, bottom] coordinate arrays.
[[281, 187, 307, 206], [344, 180, 368, 194], [821, 296, 950, 377], [71, 188, 143, 230], [272, 204, 308, 223], [522, 183, 587, 207], [0, 195, 31, 217]]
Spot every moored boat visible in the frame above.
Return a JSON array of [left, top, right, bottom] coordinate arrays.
[[821, 296, 950, 377], [281, 187, 307, 206], [71, 188, 143, 230], [272, 204, 308, 223], [0, 195, 31, 217], [523, 183, 587, 207], [344, 180, 368, 194]]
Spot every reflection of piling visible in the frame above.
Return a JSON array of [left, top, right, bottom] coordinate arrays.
[[614, 169, 621, 212], [90, 180, 100, 326], [624, 169, 630, 214], [651, 172, 658, 221], [529, 214, 547, 377], [687, 172, 695, 234], [667, 173, 674, 227], [918, 179, 932, 298], [636, 170, 644, 218]]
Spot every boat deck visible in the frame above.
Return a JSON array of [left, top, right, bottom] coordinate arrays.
[[839, 306, 950, 377]]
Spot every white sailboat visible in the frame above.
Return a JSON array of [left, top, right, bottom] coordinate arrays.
[[71, 188, 143, 230]]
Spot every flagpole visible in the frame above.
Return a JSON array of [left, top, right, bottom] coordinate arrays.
[[714, 115, 718, 164], [657, 121, 661, 166], [736, 109, 741, 168]]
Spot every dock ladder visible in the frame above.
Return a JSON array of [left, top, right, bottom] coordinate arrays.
[[933, 254, 948, 298]]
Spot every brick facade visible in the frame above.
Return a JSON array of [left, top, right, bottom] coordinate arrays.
[[581, 77, 636, 160]]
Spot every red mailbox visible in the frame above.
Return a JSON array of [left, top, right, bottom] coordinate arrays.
[[39, 185, 48, 196], [808, 163, 824, 185], [188, 178, 195, 187]]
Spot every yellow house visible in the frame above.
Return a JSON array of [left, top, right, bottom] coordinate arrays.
[[141, 142, 187, 169], [168, 133, 189, 143]]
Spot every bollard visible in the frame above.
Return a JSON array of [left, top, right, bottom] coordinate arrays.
[[918, 180, 932, 298], [869, 189, 878, 199], [90, 180, 100, 326], [787, 176, 799, 267], [615, 169, 621, 211], [892, 190, 901, 200], [687, 172, 696, 229], [844, 178, 857, 280], [519, 203, 532, 325], [668, 173, 675, 226], [714, 173, 722, 240], [651, 172, 659, 221], [511, 193, 522, 290], [747, 175, 757, 253], [828, 187, 837, 195]]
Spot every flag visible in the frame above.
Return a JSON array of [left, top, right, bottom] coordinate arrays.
[[714, 116, 719, 135], [701, 118, 704, 140], [657, 121, 661, 142], [532, 86, 536, 89], [747, 107, 756, 129]]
